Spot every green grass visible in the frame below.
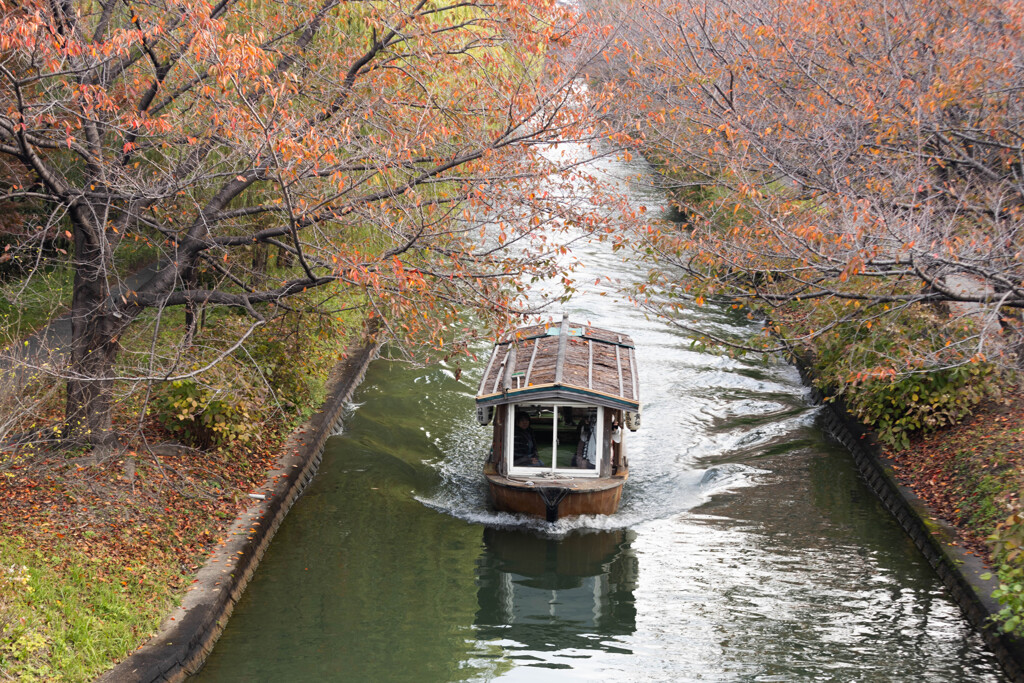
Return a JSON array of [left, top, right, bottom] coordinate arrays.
[[0, 233, 157, 348], [0, 536, 180, 682], [0, 268, 72, 343], [112, 236, 161, 275]]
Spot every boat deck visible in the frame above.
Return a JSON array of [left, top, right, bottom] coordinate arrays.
[[483, 462, 628, 491]]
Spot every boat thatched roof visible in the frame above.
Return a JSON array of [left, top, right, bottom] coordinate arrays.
[[475, 316, 640, 412]]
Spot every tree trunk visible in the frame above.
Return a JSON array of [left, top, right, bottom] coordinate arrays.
[[251, 243, 268, 289], [276, 244, 293, 269], [183, 264, 198, 343], [252, 243, 268, 273], [64, 213, 119, 448]]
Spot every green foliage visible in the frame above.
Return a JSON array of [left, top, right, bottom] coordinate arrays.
[[130, 286, 360, 453], [845, 364, 997, 450], [982, 512, 1024, 636], [249, 299, 362, 421], [251, 335, 313, 412], [800, 305, 1003, 450], [153, 379, 256, 450]]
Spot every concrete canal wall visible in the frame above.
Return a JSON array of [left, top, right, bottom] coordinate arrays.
[[97, 341, 381, 683], [794, 359, 1024, 683]]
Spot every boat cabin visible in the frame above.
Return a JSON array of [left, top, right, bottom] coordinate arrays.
[[475, 317, 640, 520]]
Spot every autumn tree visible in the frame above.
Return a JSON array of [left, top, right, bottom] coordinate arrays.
[[597, 0, 1023, 382], [0, 0, 622, 447]]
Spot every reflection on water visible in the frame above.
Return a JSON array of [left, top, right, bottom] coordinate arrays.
[[191, 417, 486, 683], [474, 528, 637, 659], [193, 148, 1006, 682]]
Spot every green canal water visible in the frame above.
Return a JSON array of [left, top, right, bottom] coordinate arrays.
[[193, 151, 1005, 682]]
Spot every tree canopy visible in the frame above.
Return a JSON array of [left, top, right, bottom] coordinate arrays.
[[602, 0, 1023, 380], [1, 0, 621, 444]]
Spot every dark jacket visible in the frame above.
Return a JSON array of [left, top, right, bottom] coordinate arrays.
[[513, 426, 540, 466]]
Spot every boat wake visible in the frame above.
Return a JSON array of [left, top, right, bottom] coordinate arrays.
[[414, 413, 769, 537], [698, 463, 767, 494]]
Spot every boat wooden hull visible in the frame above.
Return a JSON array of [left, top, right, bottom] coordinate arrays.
[[483, 462, 628, 521]]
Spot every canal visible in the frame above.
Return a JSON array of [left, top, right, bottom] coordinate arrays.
[[193, 150, 1005, 682]]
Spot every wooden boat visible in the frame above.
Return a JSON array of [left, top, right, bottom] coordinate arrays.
[[476, 315, 641, 521]]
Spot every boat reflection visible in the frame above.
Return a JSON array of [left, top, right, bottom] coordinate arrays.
[[474, 527, 638, 654]]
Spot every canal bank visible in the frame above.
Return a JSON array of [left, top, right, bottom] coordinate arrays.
[[795, 359, 1024, 682], [97, 340, 381, 683]]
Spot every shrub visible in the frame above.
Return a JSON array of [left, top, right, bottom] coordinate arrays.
[[153, 380, 256, 450], [983, 511, 1024, 635], [845, 364, 999, 450], [250, 336, 309, 411], [801, 307, 1003, 450]]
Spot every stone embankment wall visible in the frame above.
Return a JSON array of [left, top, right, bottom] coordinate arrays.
[[794, 359, 1024, 683], [97, 341, 381, 683]]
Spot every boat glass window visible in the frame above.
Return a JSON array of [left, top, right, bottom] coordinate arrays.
[[509, 404, 600, 475]]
